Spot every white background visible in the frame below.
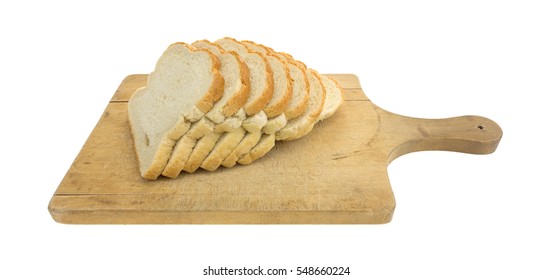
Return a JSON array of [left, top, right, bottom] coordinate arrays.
[[1, 0, 551, 279]]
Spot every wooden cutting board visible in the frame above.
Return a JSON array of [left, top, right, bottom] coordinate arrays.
[[48, 74, 502, 224]]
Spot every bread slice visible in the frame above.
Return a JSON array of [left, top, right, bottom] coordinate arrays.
[[319, 75, 344, 121], [242, 40, 292, 118], [283, 61, 310, 120], [160, 41, 250, 178], [214, 37, 273, 116], [276, 69, 327, 141], [192, 40, 250, 123], [128, 43, 224, 179], [195, 40, 249, 133], [241, 40, 292, 134]]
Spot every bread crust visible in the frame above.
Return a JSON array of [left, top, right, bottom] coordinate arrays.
[[214, 38, 274, 116], [242, 40, 292, 118], [192, 40, 251, 119], [243, 51, 274, 115], [319, 75, 345, 121], [284, 60, 310, 120], [306, 69, 326, 119], [275, 69, 327, 141], [221, 50, 250, 117], [262, 54, 292, 118]]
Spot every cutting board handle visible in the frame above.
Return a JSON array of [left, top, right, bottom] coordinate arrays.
[[387, 114, 503, 162]]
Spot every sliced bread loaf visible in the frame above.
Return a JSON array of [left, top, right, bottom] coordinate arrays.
[[214, 37, 273, 116], [128, 43, 224, 179], [283, 61, 310, 120], [319, 75, 344, 121], [130, 40, 344, 178]]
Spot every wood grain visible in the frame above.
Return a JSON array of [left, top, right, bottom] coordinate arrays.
[[48, 74, 502, 224]]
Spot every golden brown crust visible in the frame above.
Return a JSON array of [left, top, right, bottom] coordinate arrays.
[[194, 48, 225, 113], [192, 40, 250, 119], [263, 54, 293, 118], [242, 40, 269, 55], [285, 60, 310, 120], [279, 51, 295, 63], [275, 69, 327, 142], [242, 40, 292, 118], [318, 76, 345, 121], [222, 36, 241, 43], [242, 40, 293, 118], [221, 50, 251, 117], [307, 69, 327, 120], [191, 39, 227, 56], [215, 38, 273, 117], [242, 51, 274, 116]]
